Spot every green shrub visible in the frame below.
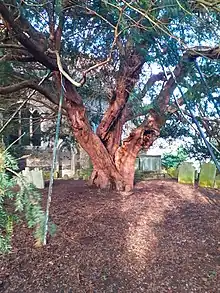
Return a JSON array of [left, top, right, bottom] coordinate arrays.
[[7, 144, 26, 159], [80, 167, 93, 180], [43, 170, 58, 180], [0, 149, 50, 253], [166, 167, 179, 178], [162, 146, 188, 169]]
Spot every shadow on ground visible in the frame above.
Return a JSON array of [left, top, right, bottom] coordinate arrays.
[[0, 180, 220, 293]]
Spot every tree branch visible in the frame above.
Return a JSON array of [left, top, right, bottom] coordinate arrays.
[[0, 80, 58, 105], [0, 1, 57, 70], [97, 50, 145, 142], [115, 109, 162, 178], [156, 59, 189, 112], [0, 44, 26, 50], [166, 98, 184, 114], [0, 54, 35, 62], [125, 71, 170, 121], [187, 46, 220, 60], [116, 45, 220, 164]]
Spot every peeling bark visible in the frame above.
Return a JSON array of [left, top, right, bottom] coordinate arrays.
[[115, 110, 162, 190], [101, 105, 128, 156], [64, 80, 125, 190], [55, 57, 191, 191], [96, 50, 145, 153]]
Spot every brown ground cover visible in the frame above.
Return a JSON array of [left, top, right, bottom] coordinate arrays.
[[1, 179, 220, 293]]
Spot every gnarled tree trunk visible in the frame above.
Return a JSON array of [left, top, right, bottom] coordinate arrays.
[[63, 50, 189, 191], [64, 50, 151, 191], [64, 58, 189, 191], [65, 81, 125, 190], [0, 2, 193, 192], [65, 78, 163, 191]]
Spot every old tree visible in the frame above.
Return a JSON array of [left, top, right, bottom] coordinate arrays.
[[0, 1, 219, 191]]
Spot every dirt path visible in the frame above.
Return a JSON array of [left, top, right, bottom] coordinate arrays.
[[1, 179, 220, 293]]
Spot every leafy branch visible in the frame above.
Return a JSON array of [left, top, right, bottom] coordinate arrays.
[[0, 149, 51, 253]]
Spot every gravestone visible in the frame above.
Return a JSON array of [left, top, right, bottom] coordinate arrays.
[[58, 143, 76, 178], [214, 174, 220, 189], [31, 168, 45, 189], [21, 167, 45, 189], [178, 162, 195, 185], [199, 162, 216, 188], [22, 167, 33, 184]]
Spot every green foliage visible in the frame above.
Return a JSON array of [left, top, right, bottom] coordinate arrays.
[[0, 59, 14, 86], [0, 149, 50, 254], [55, 0, 62, 15], [43, 171, 58, 181], [185, 135, 220, 161], [160, 119, 189, 140], [162, 146, 188, 169], [76, 167, 93, 180], [166, 167, 179, 179]]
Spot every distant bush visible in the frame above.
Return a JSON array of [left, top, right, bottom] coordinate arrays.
[[162, 146, 188, 169], [77, 167, 93, 180], [166, 167, 179, 178]]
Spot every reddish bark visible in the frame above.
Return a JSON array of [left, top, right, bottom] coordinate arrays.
[[66, 73, 164, 191], [115, 110, 163, 190], [96, 51, 145, 156], [59, 57, 190, 191], [100, 105, 128, 156], [64, 80, 125, 190]]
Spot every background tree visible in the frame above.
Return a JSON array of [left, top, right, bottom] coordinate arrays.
[[162, 146, 188, 169], [160, 56, 220, 161], [0, 0, 219, 191]]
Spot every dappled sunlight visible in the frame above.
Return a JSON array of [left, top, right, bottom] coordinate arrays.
[[120, 181, 178, 270], [125, 213, 159, 263], [1, 179, 220, 292], [120, 180, 215, 274]]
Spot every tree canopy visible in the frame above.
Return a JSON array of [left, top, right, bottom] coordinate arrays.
[[0, 0, 219, 190]]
